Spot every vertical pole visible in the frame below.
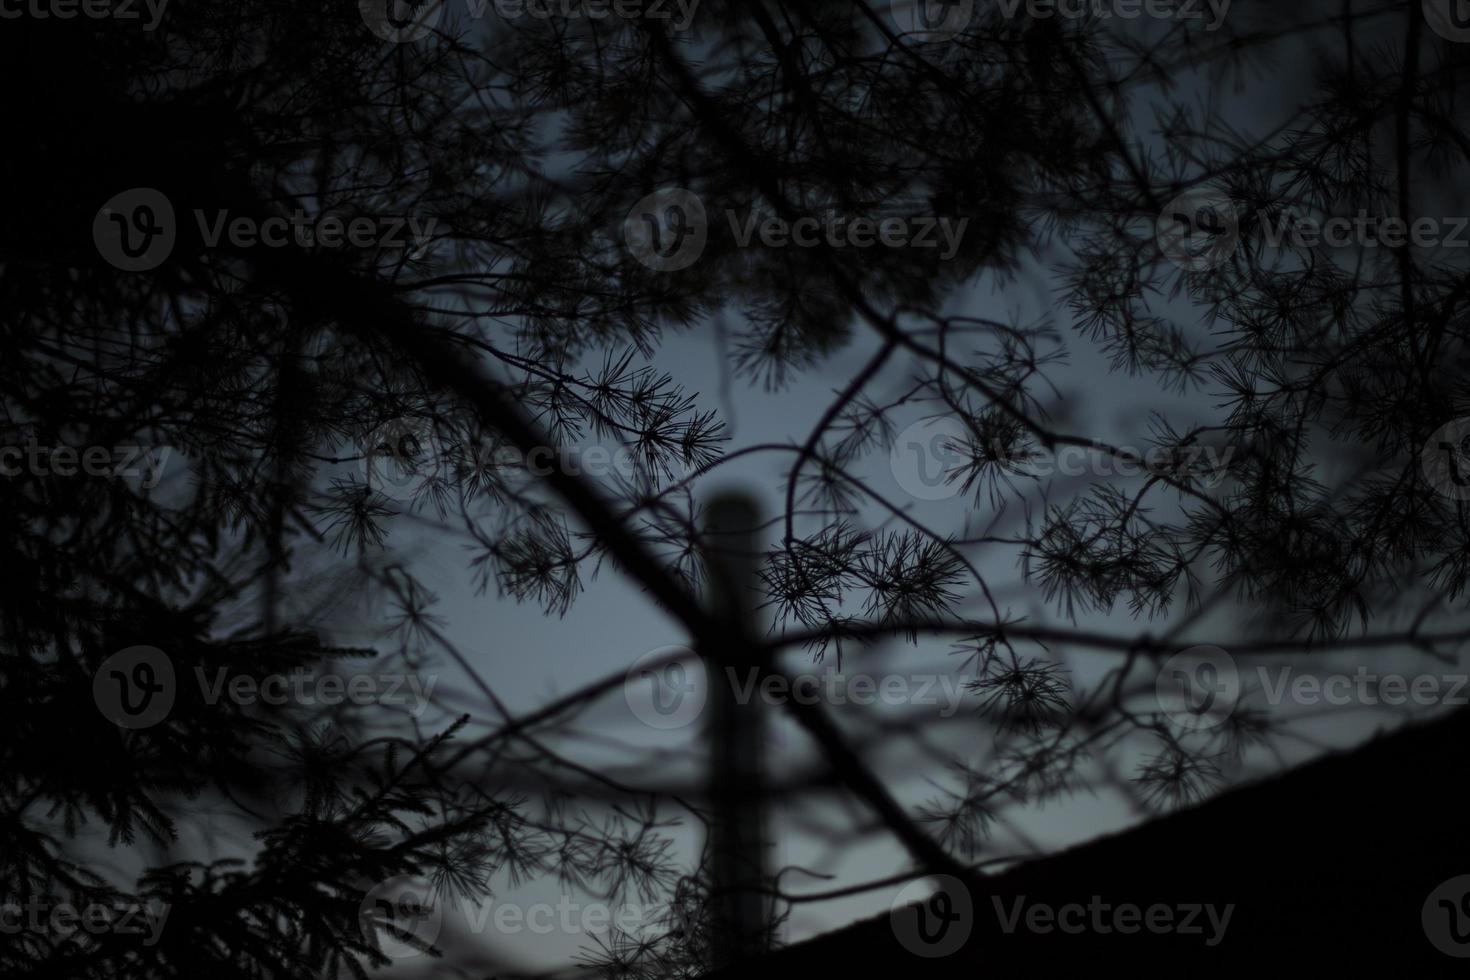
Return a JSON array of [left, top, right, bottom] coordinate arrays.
[[702, 492, 769, 971]]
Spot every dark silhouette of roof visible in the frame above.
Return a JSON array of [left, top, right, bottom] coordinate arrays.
[[713, 707, 1470, 976]]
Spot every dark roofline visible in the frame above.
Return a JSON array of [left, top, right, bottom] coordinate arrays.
[[708, 707, 1470, 976]]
